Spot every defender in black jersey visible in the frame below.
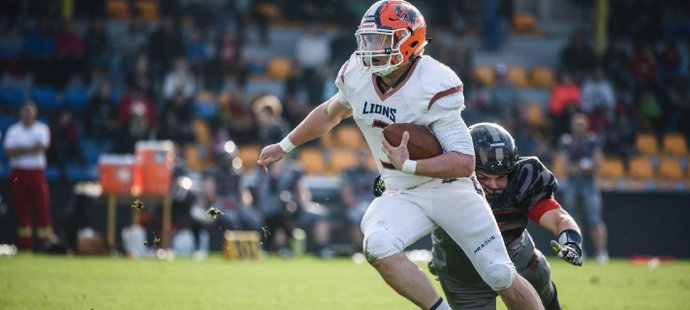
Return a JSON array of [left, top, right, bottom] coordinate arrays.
[[431, 123, 583, 309], [373, 123, 584, 309]]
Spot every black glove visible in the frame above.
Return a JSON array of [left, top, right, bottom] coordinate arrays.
[[372, 175, 385, 197], [550, 229, 583, 266]]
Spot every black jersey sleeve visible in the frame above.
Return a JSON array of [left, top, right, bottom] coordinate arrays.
[[512, 157, 558, 212]]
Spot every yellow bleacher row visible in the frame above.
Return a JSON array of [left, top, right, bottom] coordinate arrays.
[[107, 0, 159, 21], [474, 64, 556, 88], [598, 132, 689, 190], [186, 119, 688, 191]]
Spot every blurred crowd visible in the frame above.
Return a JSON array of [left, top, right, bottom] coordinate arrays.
[[1, 0, 689, 256]]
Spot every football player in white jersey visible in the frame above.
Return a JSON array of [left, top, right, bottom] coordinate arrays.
[[258, 1, 543, 309]]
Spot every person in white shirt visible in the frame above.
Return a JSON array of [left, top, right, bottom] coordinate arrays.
[[3, 101, 53, 250], [258, 1, 544, 309]]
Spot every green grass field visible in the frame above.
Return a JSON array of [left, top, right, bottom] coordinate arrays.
[[1, 254, 689, 309]]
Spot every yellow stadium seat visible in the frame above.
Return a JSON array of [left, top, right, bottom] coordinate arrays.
[[628, 156, 654, 179], [662, 133, 688, 156], [658, 157, 683, 180], [329, 149, 357, 175], [238, 145, 260, 171], [473, 65, 496, 86], [196, 89, 214, 103], [531, 66, 556, 88], [185, 145, 203, 172], [635, 133, 659, 155], [507, 66, 529, 88], [335, 125, 366, 150], [134, 0, 159, 21], [598, 157, 625, 179], [267, 57, 293, 80], [191, 119, 212, 145], [106, 0, 129, 20], [298, 147, 326, 175], [513, 13, 537, 33], [522, 102, 548, 128]]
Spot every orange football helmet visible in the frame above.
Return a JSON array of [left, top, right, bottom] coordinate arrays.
[[355, 0, 428, 77]]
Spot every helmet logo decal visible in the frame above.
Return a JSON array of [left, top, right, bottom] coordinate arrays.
[[394, 5, 417, 29]]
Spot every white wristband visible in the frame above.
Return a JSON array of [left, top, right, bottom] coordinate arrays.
[[279, 136, 296, 153], [401, 159, 417, 175]]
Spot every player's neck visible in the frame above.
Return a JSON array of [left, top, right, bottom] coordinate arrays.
[[380, 61, 414, 87]]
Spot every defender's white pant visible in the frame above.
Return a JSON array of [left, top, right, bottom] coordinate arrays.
[[361, 177, 517, 291]]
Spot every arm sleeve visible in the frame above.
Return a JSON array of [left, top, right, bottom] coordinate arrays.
[[39, 124, 50, 147], [426, 81, 473, 155], [3, 127, 16, 149], [520, 158, 559, 212], [334, 59, 352, 108], [429, 110, 474, 156]]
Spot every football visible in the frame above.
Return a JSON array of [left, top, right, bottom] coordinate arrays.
[[383, 123, 443, 160]]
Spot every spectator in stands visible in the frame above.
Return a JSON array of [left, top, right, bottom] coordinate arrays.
[[485, 63, 521, 127], [84, 18, 109, 73], [201, 145, 262, 231], [667, 76, 690, 134], [442, 30, 474, 89], [253, 95, 290, 149], [295, 24, 331, 106], [108, 11, 149, 75], [47, 109, 84, 181], [25, 18, 56, 86], [215, 90, 255, 145], [147, 16, 183, 85], [117, 83, 156, 153], [637, 88, 665, 135], [513, 125, 550, 162], [556, 113, 609, 264], [548, 72, 582, 140], [85, 81, 120, 150], [158, 89, 195, 146], [630, 44, 659, 86], [581, 67, 616, 122], [24, 17, 55, 64], [206, 27, 244, 91], [559, 29, 596, 82], [55, 20, 85, 86], [3, 102, 54, 251], [185, 27, 208, 74], [339, 150, 378, 250], [601, 38, 632, 89], [127, 54, 153, 96], [658, 41, 682, 85], [163, 58, 197, 100], [604, 113, 636, 168], [246, 157, 333, 258]]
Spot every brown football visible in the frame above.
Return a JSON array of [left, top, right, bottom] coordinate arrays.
[[383, 123, 443, 160]]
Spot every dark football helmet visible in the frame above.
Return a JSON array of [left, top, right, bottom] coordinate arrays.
[[469, 122, 519, 175], [469, 123, 519, 203]]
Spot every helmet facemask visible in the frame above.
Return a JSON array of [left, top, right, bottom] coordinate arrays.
[[355, 28, 410, 77], [476, 169, 513, 205]]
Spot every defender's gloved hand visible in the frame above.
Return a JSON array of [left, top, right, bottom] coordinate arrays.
[[372, 175, 385, 197], [551, 229, 583, 266]]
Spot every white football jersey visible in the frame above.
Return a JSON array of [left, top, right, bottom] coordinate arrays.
[[336, 53, 470, 190]]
